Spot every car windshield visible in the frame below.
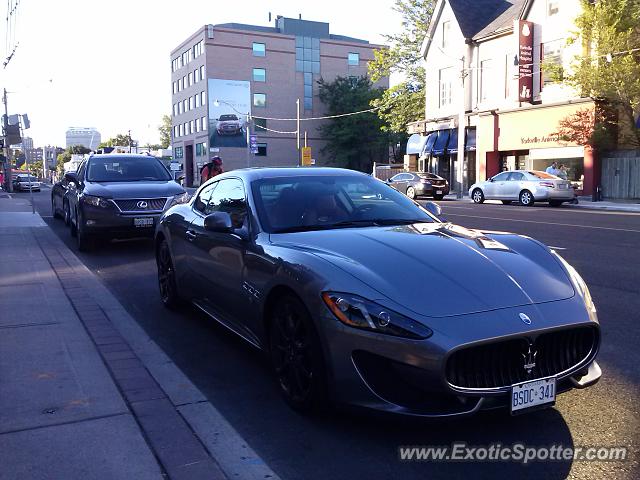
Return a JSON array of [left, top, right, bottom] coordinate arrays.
[[85, 157, 171, 182], [18, 175, 37, 181], [218, 115, 238, 121], [528, 171, 559, 179], [252, 174, 437, 233]]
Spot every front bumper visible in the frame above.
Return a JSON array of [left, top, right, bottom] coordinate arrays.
[[217, 127, 242, 135], [80, 204, 161, 238], [315, 298, 600, 417]]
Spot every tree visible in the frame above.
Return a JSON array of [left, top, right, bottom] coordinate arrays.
[[566, 0, 640, 147], [368, 0, 435, 137], [69, 145, 92, 155], [158, 115, 171, 148], [317, 76, 388, 172], [555, 106, 617, 149], [56, 151, 71, 175], [28, 161, 43, 177], [99, 133, 133, 149]]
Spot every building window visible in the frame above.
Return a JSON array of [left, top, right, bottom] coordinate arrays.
[[442, 21, 450, 49], [254, 117, 267, 132], [201, 117, 207, 131], [253, 93, 266, 108], [175, 146, 183, 158], [179, 124, 184, 137], [256, 143, 267, 156], [304, 97, 313, 110], [183, 75, 187, 89], [547, 0, 559, 16], [174, 126, 179, 138], [480, 59, 494, 102], [439, 67, 453, 107], [200, 65, 205, 80], [296, 37, 320, 73], [195, 94, 201, 108], [252, 42, 266, 57], [541, 39, 564, 88], [183, 99, 188, 112], [172, 81, 177, 94], [188, 72, 193, 86], [178, 78, 182, 91], [253, 68, 266, 82], [195, 68, 200, 83], [201, 90, 206, 105], [195, 119, 200, 133], [348, 52, 359, 66], [178, 102, 183, 114]]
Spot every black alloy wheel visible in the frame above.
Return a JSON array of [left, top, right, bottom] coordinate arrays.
[[157, 240, 181, 309], [269, 294, 327, 413]]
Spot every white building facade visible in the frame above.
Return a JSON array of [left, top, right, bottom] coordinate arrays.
[[65, 127, 102, 151], [410, 0, 602, 196]]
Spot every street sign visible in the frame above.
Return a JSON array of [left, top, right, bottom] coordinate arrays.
[[250, 135, 258, 155], [301, 147, 312, 166]]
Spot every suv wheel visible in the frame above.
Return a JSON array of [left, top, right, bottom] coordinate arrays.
[[75, 210, 93, 251]]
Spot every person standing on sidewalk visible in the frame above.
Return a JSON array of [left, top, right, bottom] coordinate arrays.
[[200, 156, 224, 184], [546, 162, 558, 175]]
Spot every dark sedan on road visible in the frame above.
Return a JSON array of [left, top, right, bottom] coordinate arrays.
[[155, 167, 601, 417], [66, 154, 189, 251], [387, 171, 449, 200]]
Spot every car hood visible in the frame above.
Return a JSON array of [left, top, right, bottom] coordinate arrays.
[[270, 223, 575, 318], [84, 181, 184, 199]]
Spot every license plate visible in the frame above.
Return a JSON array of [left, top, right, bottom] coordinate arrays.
[[134, 217, 154, 228], [511, 377, 556, 414], [436, 190, 443, 194]]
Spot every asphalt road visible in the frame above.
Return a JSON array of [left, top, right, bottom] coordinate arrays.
[[24, 187, 640, 479]]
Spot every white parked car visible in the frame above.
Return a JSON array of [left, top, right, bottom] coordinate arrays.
[[13, 174, 41, 192], [469, 170, 575, 207]]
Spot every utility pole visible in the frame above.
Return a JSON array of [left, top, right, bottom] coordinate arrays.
[[456, 56, 468, 199], [2, 88, 12, 193], [245, 111, 251, 168], [128, 129, 132, 153], [296, 98, 301, 166]]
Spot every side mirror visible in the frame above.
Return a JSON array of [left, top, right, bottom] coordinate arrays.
[[204, 211, 233, 233], [424, 201, 442, 219], [64, 172, 78, 184]]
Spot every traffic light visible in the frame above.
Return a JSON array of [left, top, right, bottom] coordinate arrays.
[[21, 114, 30, 129]]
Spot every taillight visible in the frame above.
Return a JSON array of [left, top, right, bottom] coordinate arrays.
[[540, 181, 555, 188], [421, 179, 431, 184]]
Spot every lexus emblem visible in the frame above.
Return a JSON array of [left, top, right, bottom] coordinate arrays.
[[136, 201, 148, 209], [519, 313, 532, 325], [522, 344, 538, 375]]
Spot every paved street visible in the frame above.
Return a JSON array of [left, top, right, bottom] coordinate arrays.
[[22, 186, 640, 479]]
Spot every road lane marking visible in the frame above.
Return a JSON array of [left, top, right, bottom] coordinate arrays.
[[548, 246, 567, 250], [445, 213, 640, 233]]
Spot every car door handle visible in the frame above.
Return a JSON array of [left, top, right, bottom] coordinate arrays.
[[185, 230, 197, 241]]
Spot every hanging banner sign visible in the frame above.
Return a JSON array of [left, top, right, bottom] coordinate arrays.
[[518, 20, 534, 103]]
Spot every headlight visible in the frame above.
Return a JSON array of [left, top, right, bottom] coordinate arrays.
[[322, 292, 433, 339], [552, 251, 596, 313], [82, 195, 111, 208], [166, 191, 190, 210]]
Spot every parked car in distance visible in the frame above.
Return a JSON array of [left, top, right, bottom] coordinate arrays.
[[51, 172, 75, 225], [155, 167, 601, 417], [216, 114, 243, 136], [386, 171, 449, 200], [13, 174, 41, 192], [66, 154, 189, 251], [469, 170, 575, 207]]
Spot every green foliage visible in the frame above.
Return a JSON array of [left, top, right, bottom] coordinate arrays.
[[567, 0, 640, 147], [28, 160, 43, 177], [99, 133, 133, 149], [68, 145, 92, 155], [159, 114, 171, 149], [317, 76, 389, 172], [368, 0, 435, 135], [56, 151, 71, 175]]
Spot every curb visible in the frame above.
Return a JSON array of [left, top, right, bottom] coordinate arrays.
[[32, 225, 280, 480]]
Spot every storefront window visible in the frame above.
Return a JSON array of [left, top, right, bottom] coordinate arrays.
[[530, 157, 584, 189]]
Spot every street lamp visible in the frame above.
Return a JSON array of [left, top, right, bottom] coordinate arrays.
[[213, 99, 252, 168]]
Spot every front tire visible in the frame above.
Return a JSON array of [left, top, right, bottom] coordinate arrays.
[[433, 194, 444, 201], [519, 190, 534, 207], [75, 209, 93, 251], [472, 188, 485, 204], [406, 186, 416, 200], [157, 239, 182, 309], [269, 294, 327, 413]]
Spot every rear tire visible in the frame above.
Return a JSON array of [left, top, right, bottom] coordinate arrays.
[[157, 239, 182, 309], [269, 294, 328, 414], [63, 201, 71, 227], [519, 190, 534, 207], [406, 186, 416, 200], [52, 198, 61, 219], [472, 188, 485, 204]]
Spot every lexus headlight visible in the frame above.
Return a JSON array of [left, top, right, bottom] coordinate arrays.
[[82, 195, 111, 208], [322, 292, 432, 339], [552, 251, 596, 313], [166, 192, 190, 210]]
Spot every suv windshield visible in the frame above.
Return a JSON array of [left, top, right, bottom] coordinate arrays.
[[85, 157, 171, 182], [218, 114, 238, 121], [252, 174, 437, 233]]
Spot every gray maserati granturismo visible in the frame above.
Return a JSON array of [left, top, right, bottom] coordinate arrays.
[[154, 167, 601, 417]]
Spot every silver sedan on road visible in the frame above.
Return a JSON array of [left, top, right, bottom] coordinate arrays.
[[469, 170, 575, 206]]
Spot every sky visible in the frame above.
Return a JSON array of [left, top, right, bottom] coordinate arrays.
[[0, 0, 402, 148]]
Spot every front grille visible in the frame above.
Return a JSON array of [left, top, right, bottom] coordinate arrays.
[[445, 326, 598, 390], [113, 198, 167, 212]]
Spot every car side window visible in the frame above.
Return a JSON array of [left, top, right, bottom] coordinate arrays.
[[194, 183, 217, 213], [492, 172, 510, 182], [205, 178, 247, 229], [76, 163, 86, 182], [509, 172, 524, 181]]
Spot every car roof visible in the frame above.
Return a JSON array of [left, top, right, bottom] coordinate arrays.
[[88, 153, 159, 160], [226, 167, 369, 182]]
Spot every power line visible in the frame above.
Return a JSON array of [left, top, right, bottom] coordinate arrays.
[[252, 105, 383, 122]]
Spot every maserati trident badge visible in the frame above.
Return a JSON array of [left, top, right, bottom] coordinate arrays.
[[522, 344, 538, 375], [519, 312, 532, 325]]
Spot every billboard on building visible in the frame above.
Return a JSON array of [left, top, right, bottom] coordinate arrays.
[[517, 20, 534, 103], [208, 79, 251, 149]]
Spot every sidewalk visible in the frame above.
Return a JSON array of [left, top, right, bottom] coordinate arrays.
[[0, 196, 278, 480], [440, 193, 640, 212]]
